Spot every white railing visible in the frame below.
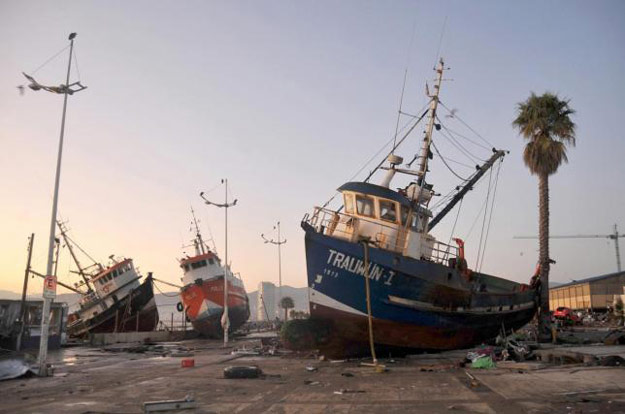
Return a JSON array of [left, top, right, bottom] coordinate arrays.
[[304, 207, 459, 265]]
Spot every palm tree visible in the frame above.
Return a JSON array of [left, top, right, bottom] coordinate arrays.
[[513, 92, 576, 339], [279, 296, 295, 321]]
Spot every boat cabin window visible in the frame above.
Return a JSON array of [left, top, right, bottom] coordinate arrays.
[[355, 195, 375, 217], [208, 258, 215, 265], [183, 264, 190, 271], [344, 193, 355, 214], [401, 206, 424, 231], [378, 199, 398, 223], [191, 260, 208, 270]]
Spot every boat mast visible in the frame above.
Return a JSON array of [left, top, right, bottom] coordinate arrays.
[[416, 58, 445, 185], [57, 221, 93, 292], [190, 206, 206, 255]]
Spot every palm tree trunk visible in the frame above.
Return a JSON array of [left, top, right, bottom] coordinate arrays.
[[538, 172, 552, 340]]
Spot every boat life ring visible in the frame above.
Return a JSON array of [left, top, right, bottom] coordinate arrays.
[[176, 302, 184, 312]]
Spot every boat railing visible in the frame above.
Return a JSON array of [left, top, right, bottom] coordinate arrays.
[[304, 207, 460, 264], [428, 240, 460, 265]]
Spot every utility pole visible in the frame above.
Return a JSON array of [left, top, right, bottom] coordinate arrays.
[[261, 221, 287, 320], [27, 33, 87, 376], [514, 223, 624, 273], [200, 179, 237, 346], [16, 234, 35, 352]]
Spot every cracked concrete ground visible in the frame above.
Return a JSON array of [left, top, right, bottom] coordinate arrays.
[[2, 339, 625, 414]]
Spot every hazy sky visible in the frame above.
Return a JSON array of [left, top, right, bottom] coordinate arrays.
[[1, 1, 624, 298]]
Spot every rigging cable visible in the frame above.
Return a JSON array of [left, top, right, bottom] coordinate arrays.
[[431, 140, 469, 181], [320, 103, 430, 209], [437, 116, 486, 162], [29, 44, 70, 75], [72, 46, 82, 82], [474, 167, 494, 270], [478, 158, 503, 272], [438, 123, 490, 151], [443, 198, 464, 261], [439, 101, 495, 148]]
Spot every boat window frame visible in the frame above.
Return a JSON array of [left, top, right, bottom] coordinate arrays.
[[378, 198, 399, 223], [401, 206, 423, 231], [355, 194, 375, 218], [344, 193, 355, 214]]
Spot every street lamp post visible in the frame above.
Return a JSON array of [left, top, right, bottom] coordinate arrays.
[[24, 33, 87, 376], [200, 179, 237, 346], [261, 221, 287, 320]]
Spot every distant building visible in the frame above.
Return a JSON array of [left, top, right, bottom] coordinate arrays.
[[257, 282, 276, 321], [549, 271, 625, 311]]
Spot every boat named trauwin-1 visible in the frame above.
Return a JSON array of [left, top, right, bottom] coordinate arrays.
[[302, 59, 539, 356]]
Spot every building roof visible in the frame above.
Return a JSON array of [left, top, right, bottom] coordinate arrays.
[[550, 270, 625, 290]]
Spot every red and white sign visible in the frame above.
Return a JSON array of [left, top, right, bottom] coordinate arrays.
[[43, 275, 57, 299]]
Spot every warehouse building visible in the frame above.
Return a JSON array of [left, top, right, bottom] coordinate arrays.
[[549, 271, 625, 311]]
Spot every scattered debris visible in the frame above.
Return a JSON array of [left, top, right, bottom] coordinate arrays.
[[598, 355, 625, 367], [471, 355, 495, 369], [304, 380, 321, 386], [306, 366, 318, 372], [334, 388, 365, 395], [180, 358, 194, 368], [341, 372, 354, 377], [0, 358, 36, 381], [603, 329, 625, 346], [223, 365, 263, 379], [143, 395, 196, 413]]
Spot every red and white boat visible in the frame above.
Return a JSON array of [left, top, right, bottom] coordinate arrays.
[[178, 219, 250, 337]]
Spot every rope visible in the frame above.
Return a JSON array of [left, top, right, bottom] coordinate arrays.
[[478, 159, 503, 272], [152, 279, 180, 297], [361, 241, 377, 365]]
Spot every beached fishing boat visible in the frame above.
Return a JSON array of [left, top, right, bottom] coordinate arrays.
[[301, 59, 539, 356], [55, 223, 159, 337], [178, 212, 250, 337]]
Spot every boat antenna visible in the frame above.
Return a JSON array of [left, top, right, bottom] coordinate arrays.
[[190, 206, 206, 255], [392, 10, 419, 152]]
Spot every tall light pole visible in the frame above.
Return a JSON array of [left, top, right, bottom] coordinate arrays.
[[25, 33, 86, 376], [200, 179, 237, 346], [261, 221, 287, 320]]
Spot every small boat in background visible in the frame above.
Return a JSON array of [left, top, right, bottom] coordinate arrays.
[[178, 212, 250, 337]]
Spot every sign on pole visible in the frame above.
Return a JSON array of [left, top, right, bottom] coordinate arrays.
[[43, 275, 57, 299]]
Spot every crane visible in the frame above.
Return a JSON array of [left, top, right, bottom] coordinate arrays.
[[514, 224, 624, 273]]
